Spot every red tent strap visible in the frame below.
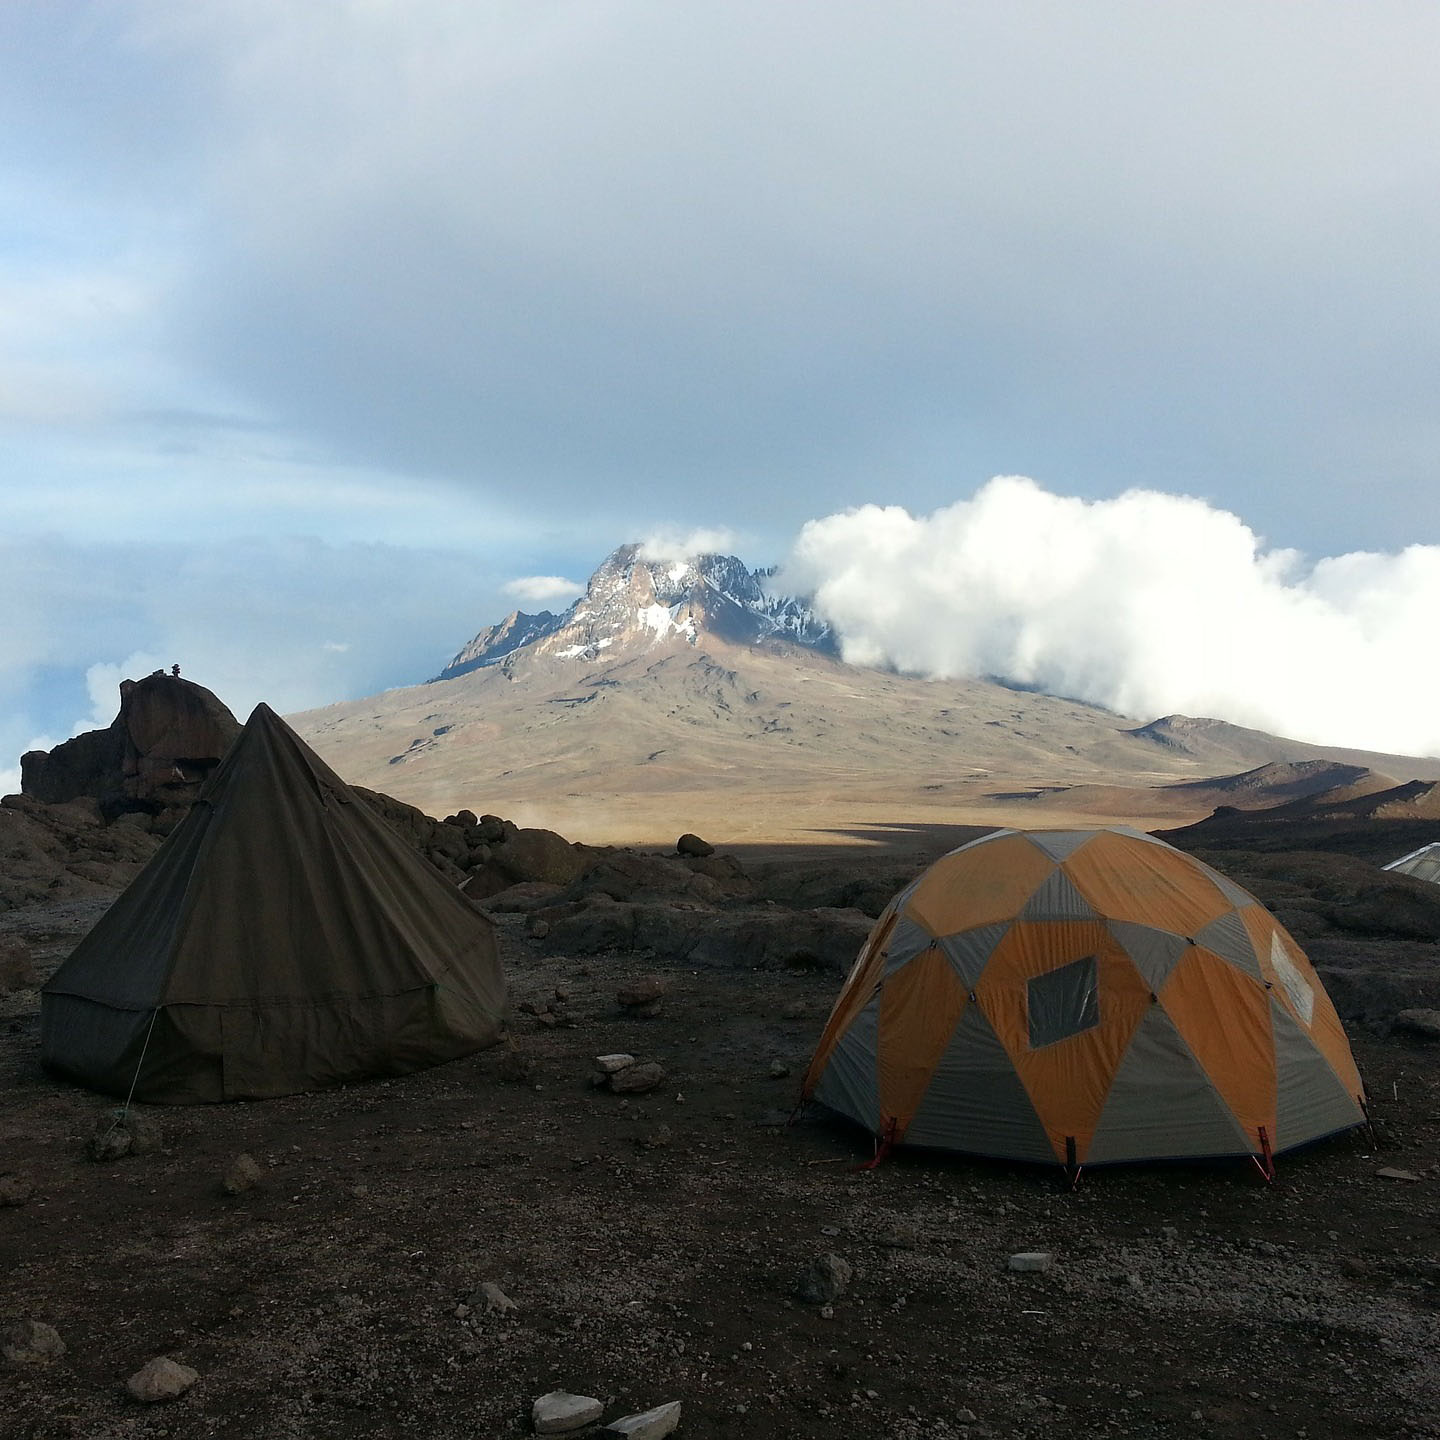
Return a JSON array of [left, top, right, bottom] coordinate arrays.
[[1251, 1125, 1276, 1183], [855, 1118, 899, 1171]]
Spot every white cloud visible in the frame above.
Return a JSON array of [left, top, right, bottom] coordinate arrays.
[[502, 575, 584, 606], [782, 477, 1440, 758], [638, 528, 741, 564]]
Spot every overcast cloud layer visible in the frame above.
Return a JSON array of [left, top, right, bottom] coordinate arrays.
[[3, 4, 1439, 778]]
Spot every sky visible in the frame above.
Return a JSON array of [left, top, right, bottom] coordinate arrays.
[[4, 1, 1440, 789]]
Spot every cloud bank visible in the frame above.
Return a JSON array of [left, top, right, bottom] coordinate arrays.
[[783, 477, 1440, 758], [503, 575, 584, 607]]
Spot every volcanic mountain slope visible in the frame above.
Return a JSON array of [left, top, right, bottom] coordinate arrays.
[[291, 545, 1440, 845]]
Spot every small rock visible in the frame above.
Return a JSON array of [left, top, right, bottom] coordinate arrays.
[[3, 1320, 66, 1366], [616, 975, 667, 1009], [1007, 1252, 1053, 1273], [88, 1121, 133, 1163], [527, 917, 552, 940], [497, 1045, 539, 1084], [532, 1390, 603, 1433], [1375, 1166, 1422, 1183], [1391, 1008, 1440, 1042], [125, 1355, 198, 1403], [597, 1399, 683, 1439], [956, 1408, 977, 1424], [798, 1252, 853, 1305], [480, 1282, 518, 1316], [609, 1061, 666, 1095], [780, 999, 808, 1020], [594, 1053, 638, 1075], [222, 1153, 262, 1196], [454, 1303, 472, 1319], [0, 1175, 34, 1207], [768, 1060, 791, 1079], [676, 832, 715, 858], [637, 1124, 673, 1150]]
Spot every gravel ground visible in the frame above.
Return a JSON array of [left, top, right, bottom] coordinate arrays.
[[2, 899, 1438, 1440]]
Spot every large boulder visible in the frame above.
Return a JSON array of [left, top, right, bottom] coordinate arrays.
[[21, 672, 240, 831], [492, 827, 589, 887]]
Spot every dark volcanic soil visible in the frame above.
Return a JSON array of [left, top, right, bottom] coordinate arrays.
[[2, 879, 1439, 1440]]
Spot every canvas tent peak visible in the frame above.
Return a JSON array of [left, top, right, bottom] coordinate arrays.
[[802, 825, 1365, 1169], [41, 702, 506, 1103]]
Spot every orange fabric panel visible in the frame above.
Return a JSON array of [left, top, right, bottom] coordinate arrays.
[[1062, 831, 1231, 938], [976, 920, 1152, 1160], [802, 909, 896, 1095], [875, 945, 968, 1139], [905, 833, 1055, 935], [1160, 947, 1276, 1144], [1243, 908, 1364, 1102]]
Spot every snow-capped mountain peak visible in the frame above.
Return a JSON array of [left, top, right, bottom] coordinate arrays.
[[433, 543, 833, 680]]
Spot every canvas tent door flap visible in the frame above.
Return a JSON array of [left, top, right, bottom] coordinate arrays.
[[802, 827, 1366, 1168], [41, 703, 507, 1103]]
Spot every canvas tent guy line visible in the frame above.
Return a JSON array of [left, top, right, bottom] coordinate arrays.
[[41, 704, 507, 1104], [802, 827, 1366, 1170]]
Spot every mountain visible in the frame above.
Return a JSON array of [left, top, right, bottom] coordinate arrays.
[[433, 544, 833, 680], [290, 544, 1440, 846]]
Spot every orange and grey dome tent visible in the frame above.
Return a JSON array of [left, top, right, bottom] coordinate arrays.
[[801, 827, 1365, 1170], [41, 704, 506, 1104]]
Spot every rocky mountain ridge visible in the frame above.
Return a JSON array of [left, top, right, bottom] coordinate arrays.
[[435, 544, 833, 681]]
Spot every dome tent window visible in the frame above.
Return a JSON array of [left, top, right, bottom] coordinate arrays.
[[1027, 954, 1099, 1048]]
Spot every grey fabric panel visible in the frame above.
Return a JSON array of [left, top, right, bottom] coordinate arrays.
[[1025, 831, 1100, 862], [1106, 922, 1191, 992], [1086, 1003, 1252, 1164], [1192, 858, 1262, 912], [1271, 1000, 1365, 1153], [884, 914, 938, 975], [1027, 955, 1100, 1048], [812, 1001, 881, 1135], [1192, 910, 1262, 980], [1020, 867, 1098, 922], [903, 1004, 1057, 1163], [938, 923, 1010, 987]]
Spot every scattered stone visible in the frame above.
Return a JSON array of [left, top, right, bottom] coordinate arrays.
[[222, 1152, 262, 1196], [527, 917, 552, 940], [0, 1174, 34, 1207], [768, 1059, 791, 1079], [123, 1109, 163, 1155], [676, 832, 715, 858], [798, 1252, 853, 1305], [637, 1123, 673, 1150], [955, 1408, 978, 1425], [1008, 1252, 1054, 1273], [125, 1355, 199, 1403], [609, 1061, 666, 1095], [532, 1390, 603, 1433], [597, 1399, 683, 1439], [3, 1320, 66, 1367], [88, 1119, 133, 1163], [480, 1282, 518, 1316], [617, 975, 668, 1009], [497, 1045, 539, 1084], [1391, 1008, 1440, 1042], [594, 1053, 638, 1075], [1375, 1166, 1422, 1183]]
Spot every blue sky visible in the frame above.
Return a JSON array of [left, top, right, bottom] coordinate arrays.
[[4, 2, 1440, 786]]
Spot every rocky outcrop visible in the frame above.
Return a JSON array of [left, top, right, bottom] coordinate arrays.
[[21, 672, 240, 832]]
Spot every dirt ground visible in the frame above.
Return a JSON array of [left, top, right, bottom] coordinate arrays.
[[3, 866, 1439, 1440]]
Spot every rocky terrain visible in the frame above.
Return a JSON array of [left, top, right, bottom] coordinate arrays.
[[3, 778, 1439, 1439]]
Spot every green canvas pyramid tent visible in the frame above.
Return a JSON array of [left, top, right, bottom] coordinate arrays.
[[41, 703, 506, 1103]]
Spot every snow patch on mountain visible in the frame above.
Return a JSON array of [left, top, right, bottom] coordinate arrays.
[[433, 543, 834, 680]]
